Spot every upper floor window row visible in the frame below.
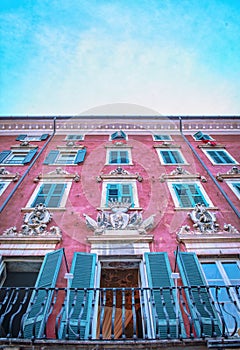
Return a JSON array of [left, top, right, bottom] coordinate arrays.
[[0, 149, 38, 165], [16, 134, 49, 142], [43, 149, 86, 165], [65, 135, 84, 141]]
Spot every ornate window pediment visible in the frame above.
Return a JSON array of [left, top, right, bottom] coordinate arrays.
[[34, 167, 80, 182], [0, 167, 20, 182], [160, 166, 207, 183], [216, 166, 240, 181], [96, 167, 143, 182]]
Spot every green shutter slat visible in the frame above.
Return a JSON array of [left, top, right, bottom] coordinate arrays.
[[171, 150, 184, 164], [0, 150, 11, 163], [23, 148, 38, 164], [145, 253, 184, 339], [23, 249, 64, 339], [43, 150, 59, 165], [40, 134, 49, 140], [59, 253, 96, 340], [75, 149, 86, 164], [111, 130, 126, 140], [177, 252, 221, 337], [16, 134, 27, 141], [161, 151, 172, 163]]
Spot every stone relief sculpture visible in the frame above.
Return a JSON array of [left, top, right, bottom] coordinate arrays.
[[84, 201, 154, 235], [177, 203, 239, 235], [3, 204, 61, 237], [188, 203, 219, 233]]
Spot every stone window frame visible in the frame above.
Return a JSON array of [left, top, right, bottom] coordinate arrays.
[[202, 148, 238, 165]]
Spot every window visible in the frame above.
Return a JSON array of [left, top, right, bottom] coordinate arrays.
[[153, 135, 171, 141], [27, 182, 71, 208], [169, 182, 212, 208], [227, 181, 240, 199], [65, 135, 84, 141], [43, 149, 86, 165], [193, 131, 214, 141], [203, 149, 237, 165], [110, 130, 127, 141], [107, 149, 131, 165], [158, 149, 186, 164], [0, 181, 11, 196], [0, 149, 38, 165], [101, 181, 139, 208], [16, 134, 49, 142], [201, 260, 240, 333]]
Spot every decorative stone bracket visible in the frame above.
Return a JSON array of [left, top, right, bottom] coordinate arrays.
[[216, 166, 240, 181], [0, 167, 20, 182]]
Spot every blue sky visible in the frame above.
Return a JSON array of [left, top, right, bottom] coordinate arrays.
[[0, 0, 240, 115]]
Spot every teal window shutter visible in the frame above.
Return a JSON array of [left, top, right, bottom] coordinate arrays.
[[43, 150, 59, 164], [109, 150, 129, 164], [31, 183, 66, 208], [154, 135, 171, 141], [23, 148, 38, 164], [16, 134, 27, 141], [59, 252, 96, 340], [74, 149, 86, 164], [232, 183, 240, 194], [23, 249, 64, 338], [40, 134, 49, 140], [177, 252, 221, 337], [173, 183, 208, 208], [144, 252, 184, 339], [106, 183, 133, 207], [111, 131, 127, 140], [0, 150, 11, 163], [160, 150, 184, 164]]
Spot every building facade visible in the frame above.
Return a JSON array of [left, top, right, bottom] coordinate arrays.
[[0, 115, 239, 350]]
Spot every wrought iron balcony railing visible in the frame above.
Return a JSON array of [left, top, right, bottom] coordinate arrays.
[[0, 285, 239, 342]]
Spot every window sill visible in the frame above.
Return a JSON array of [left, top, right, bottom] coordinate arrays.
[[0, 163, 24, 166], [174, 206, 218, 211], [161, 163, 190, 166], [97, 207, 143, 211], [21, 207, 67, 212]]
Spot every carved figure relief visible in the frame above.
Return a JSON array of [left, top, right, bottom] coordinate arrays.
[[188, 203, 219, 233]]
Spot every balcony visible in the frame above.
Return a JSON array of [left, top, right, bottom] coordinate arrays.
[[0, 285, 239, 349]]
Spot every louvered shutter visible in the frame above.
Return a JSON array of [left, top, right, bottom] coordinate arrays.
[[188, 184, 208, 206], [177, 252, 221, 337], [109, 151, 118, 164], [0, 150, 11, 163], [218, 151, 234, 164], [23, 249, 64, 338], [40, 134, 49, 140], [120, 151, 129, 163], [171, 150, 184, 163], [16, 134, 27, 141], [23, 148, 38, 164], [32, 183, 66, 208], [59, 253, 96, 340], [161, 150, 172, 163], [173, 184, 192, 207], [43, 150, 59, 164], [74, 149, 86, 164], [144, 252, 184, 339]]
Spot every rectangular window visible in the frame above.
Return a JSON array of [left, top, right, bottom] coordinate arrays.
[[43, 149, 86, 165], [106, 183, 133, 206], [30, 183, 69, 208], [158, 149, 185, 164], [201, 260, 240, 333], [204, 149, 237, 165], [227, 181, 240, 200], [65, 135, 84, 141], [0, 181, 11, 196], [170, 182, 211, 208], [153, 135, 171, 141], [0, 149, 38, 165], [108, 150, 130, 164], [16, 134, 49, 141]]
